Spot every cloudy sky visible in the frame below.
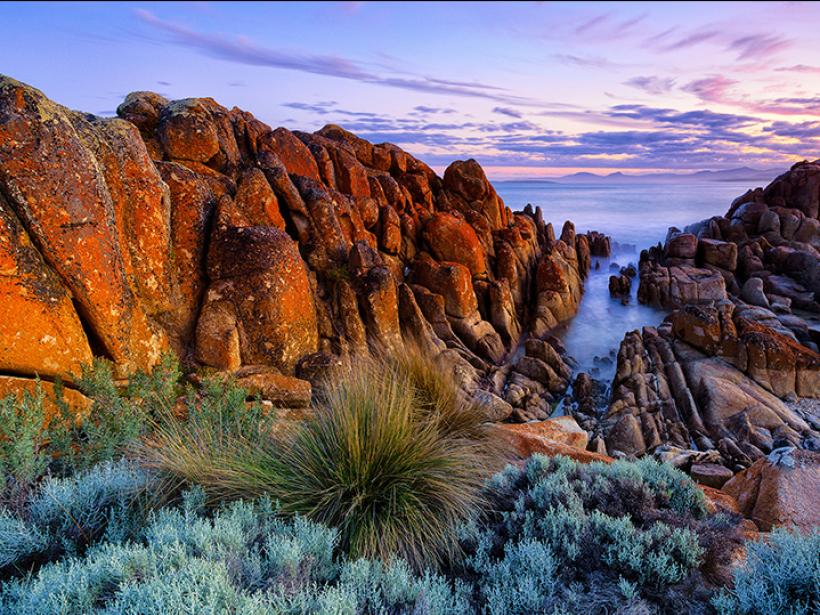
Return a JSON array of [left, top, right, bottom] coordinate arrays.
[[3, 1, 819, 178]]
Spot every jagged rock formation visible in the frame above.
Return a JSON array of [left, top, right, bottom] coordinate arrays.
[[0, 76, 595, 417], [638, 161, 820, 345], [596, 164, 820, 470], [600, 323, 818, 471]]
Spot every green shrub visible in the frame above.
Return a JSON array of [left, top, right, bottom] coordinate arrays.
[[455, 454, 743, 614], [142, 347, 503, 570], [0, 492, 469, 615], [274, 350, 501, 568], [0, 385, 53, 487], [0, 354, 181, 500], [61, 354, 181, 472], [712, 527, 820, 615], [138, 374, 279, 505]]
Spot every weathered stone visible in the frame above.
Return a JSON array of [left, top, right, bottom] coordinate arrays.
[[665, 233, 698, 259], [698, 238, 737, 271], [423, 212, 487, 277], [0, 195, 93, 379], [690, 463, 734, 488], [0, 77, 167, 375], [723, 448, 820, 531], [234, 168, 286, 229], [234, 367, 312, 408], [199, 226, 317, 373]]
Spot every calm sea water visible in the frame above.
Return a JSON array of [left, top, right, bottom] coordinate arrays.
[[493, 181, 754, 383]]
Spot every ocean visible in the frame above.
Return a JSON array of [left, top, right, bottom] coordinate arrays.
[[493, 180, 756, 383]]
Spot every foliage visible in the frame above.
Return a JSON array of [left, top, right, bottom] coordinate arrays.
[[62, 354, 181, 472], [142, 347, 503, 570], [0, 459, 152, 579], [137, 374, 279, 506], [0, 491, 470, 615], [0, 354, 180, 501], [454, 454, 744, 614], [712, 527, 820, 615], [0, 385, 54, 487]]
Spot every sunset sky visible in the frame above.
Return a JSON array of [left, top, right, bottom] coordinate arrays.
[[3, 1, 819, 178]]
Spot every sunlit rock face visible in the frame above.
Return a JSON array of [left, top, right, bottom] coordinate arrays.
[[0, 75, 602, 416]]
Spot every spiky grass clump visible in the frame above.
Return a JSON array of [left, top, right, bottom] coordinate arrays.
[[275, 351, 502, 568], [137, 376, 280, 506], [141, 347, 502, 569]]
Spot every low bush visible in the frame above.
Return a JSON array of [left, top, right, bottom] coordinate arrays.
[[0, 491, 471, 615], [0, 354, 180, 503], [142, 347, 504, 570], [0, 459, 152, 578], [712, 527, 820, 615], [454, 454, 745, 614], [138, 374, 277, 506]]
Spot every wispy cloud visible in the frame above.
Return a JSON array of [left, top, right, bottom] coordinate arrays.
[[775, 64, 820, 74], [623, 76, 676, 95], [660, 29, 721, 52], [727, 34, 790, 61], [681, 75, 738, 104], [493, 106, 523, 118], [553, 53, 622, 69], [134, 9, 557, 108], [764, 120, 820, 139]]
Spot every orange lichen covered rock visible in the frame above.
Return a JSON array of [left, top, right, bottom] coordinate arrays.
[[423, 212, 487, 277], [0, 376, 91, 423], [198, 226, 318, 374], [0, 76, 167, 375], [500, 415, 589, 449], [261, 127, 321, 181], [492, 420, 612, 464], [0, 195, 93, 379], [722, 448, 820, 531]]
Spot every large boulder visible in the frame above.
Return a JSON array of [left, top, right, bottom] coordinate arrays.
[[422, 213, 487, 277], [442, 159, 507, 230], [0, 195, 92, 379], [197, 226, 318, 374], [722, 448, 820, 531], [0, 76, 167, 375]]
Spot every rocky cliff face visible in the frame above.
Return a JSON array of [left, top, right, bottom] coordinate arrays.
[[595, 162, 820, 471], [0, 76, 595, 420]]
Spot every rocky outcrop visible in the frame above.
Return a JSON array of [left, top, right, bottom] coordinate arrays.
[[638, 161, 820, 352], [0, 75, 592, 417], [598, 322, 819, 471]]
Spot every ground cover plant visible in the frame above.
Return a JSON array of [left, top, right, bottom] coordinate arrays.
[[0, 350, 817, 614], [141, 347, 505, 569]]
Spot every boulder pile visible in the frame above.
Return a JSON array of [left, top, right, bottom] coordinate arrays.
[[0, 75, 597, 419]]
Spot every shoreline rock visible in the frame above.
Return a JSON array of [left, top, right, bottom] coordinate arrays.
[[0, 75, 595, 419]]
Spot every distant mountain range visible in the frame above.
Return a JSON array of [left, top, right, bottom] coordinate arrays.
[[553, 167, 782, 184]]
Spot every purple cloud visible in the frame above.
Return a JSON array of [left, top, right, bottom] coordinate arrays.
[[553, 53, 620, 69], [682, 75, 738, 104], [660, 29, 721, 52], [775, 64, 820, 74], [728, 34, 790, 61], [134, 9, 552, 108], [764, 120, 820, 139], [493, 106, 523, 118], [624, 76, 676, 95]]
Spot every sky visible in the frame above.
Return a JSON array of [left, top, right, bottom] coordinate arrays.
[[2, 1, 819, 178]]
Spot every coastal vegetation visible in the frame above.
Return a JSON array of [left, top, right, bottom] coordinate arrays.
[[0, 353, 816, 614]]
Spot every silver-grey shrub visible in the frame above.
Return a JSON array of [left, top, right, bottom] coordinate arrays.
[[1, 491, 469, 615], [712, 527, 819, 614], [0, 459, 152, 577]]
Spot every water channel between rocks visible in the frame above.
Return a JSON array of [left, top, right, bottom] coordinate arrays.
[[494, 180, 759, 402]]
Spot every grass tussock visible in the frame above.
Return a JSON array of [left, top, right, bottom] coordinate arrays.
[[139, 346, 504, 569]]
